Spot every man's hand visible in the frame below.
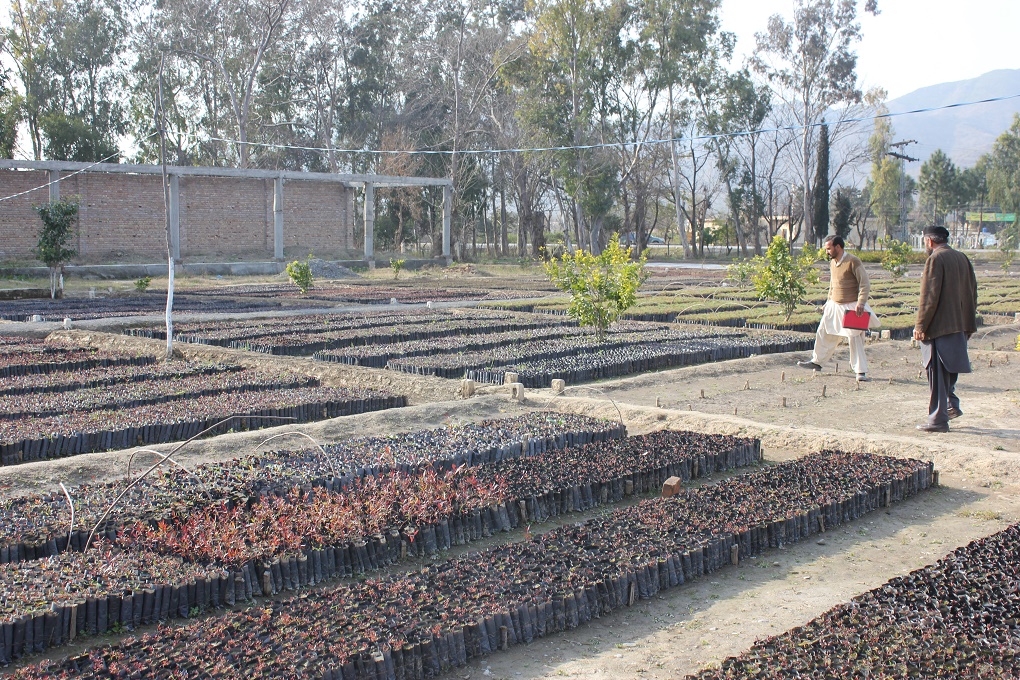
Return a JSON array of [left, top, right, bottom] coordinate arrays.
[[913, 329, 926, 342], [855, 303, 865, 316]]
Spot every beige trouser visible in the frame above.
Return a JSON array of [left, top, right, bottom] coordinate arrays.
[[810, 326, 868, 375]]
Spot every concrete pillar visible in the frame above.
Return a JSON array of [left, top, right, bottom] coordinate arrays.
[[364, 182, 375, 260], [273, 177, 285, 260], [442, 183, 452, 262], [48, 170, 60, 202], [169, 174, 181, 261]]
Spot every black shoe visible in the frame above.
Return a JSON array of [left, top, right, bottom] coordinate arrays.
[[856, 374, 869, 382], [947, 407, 963, 420], [916, 423, 949, 433], [797, 361, 822, 370]]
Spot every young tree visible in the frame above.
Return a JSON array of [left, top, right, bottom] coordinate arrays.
[[752, 233, 820, 321], [544, 237, 647, 342], [33, 198, 78, 299], [879, 236, 911, 279]]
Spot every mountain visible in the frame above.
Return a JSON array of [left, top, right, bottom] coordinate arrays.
[[885, 69, 1020, 169]]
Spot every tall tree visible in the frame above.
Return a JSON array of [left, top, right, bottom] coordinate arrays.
[[751, 0, 873, 243], [514, 0, 632, 253], [155, 0, 296, 168], [811, 121, 829, 241], [918, 148, 958, 225], [4, 0, 47, 158], [0, 61, 22, 157], [866, 114, 911, 239], [639, 0, 726, 258], [41, 0, 128, 161], [986, 114, 1020, 219]]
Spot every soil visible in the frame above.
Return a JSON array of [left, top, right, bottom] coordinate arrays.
[[1, 299, 1019, 678]]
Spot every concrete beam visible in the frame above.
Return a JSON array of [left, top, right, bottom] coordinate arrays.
[[0, 159, 453, 188], [169, 175, 181, 261], [442, 184, 452, 262], [364, 182, 375, 260], [48, 170, 60, 202], [274, 177, 284, 260]]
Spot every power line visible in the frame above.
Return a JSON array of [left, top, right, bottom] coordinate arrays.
[[190, 91, 1020, 157], [2, 91, 1018, 205]]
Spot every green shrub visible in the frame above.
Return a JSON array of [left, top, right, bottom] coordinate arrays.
[[286, 258, 314, 294], [134, 276, 152, 293], [390, 258, 406, 280], [751, 235, 820, 321], [544, 238, 647, 342], [877, 237, 919, 279]]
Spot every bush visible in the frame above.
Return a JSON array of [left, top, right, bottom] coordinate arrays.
[[879, 237, 915, 278], [544, 238, 647, 342], [727, 258, 760, 287], [134, 276, 152, 293], [390, 258, 406, 280], [286, 258, 314, 294], [848, 249, 927, 265], [751, 235, 820, 321]]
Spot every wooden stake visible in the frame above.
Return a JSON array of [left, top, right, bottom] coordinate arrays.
[[744, 380, 750, 390], [782, 397, 787, 407], [700, 389, 705, 399], [781, 371, 785, 382], [655, 397, 661, 408], [821, 385, 827, 397], [733, 406, 738, 415], [730, 544, 740, 566]]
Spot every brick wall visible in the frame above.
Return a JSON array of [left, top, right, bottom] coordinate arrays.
[[0, 169, 358, 263]]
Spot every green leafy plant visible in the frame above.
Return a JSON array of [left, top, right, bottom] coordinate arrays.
[[880, 236, 913, 279], [286, 258, 314, 294], [752, 234, 820, 321], [33, 198, 79, 299], [727, 258, 762, 287], [544, 237, 647, 342], [390, 258, 406, 280], [999, 224, 1018, 272], [134, 275, 152, 292]]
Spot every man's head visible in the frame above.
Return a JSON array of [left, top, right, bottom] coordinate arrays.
[[823, 234, 845, 260], [922, 225, 950, 255]]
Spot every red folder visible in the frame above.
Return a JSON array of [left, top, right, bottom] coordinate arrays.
[[842, 310, 871, 330]]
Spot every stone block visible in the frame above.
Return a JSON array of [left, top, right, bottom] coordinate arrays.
[[661, 476, 683, 497], [508, 382, 524, 402], [880, 330, 891, 339], [551, 379, 565, 394], [504, 372, 519, 385]]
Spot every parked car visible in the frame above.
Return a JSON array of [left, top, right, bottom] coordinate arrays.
[[620, 232, 665, 245]]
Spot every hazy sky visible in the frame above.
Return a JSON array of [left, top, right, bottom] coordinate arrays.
[[721, 0, 1020, 100]]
